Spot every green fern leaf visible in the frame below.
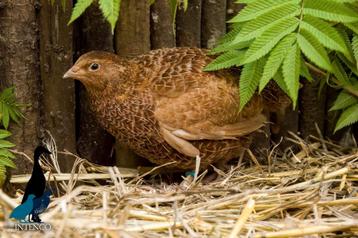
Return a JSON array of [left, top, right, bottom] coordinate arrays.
[[332, 59, 350, 85], [297, 30, 333, 72], [0, 130, 11, 139], [273, 69, 290, 96], [334, 104, 358, 132], [0, 164, 5, 187], [204, 50, 246, 71], [282, 43, 301, 107], [210, 40, 251, 54], [239, 59, 264, 110], [338, 53, 358, 77], [99, 0, 121, 33], [300, 59, 313, 82], [345, 23, 358, 34], [1, 105, 9, 129], [243, 18, 299, 64], [0, 140, 15, 148], [259, 34, 296, 92], [68, 0, 93, 24], [304, 0, 358, 23], [229, 0, 299, 23], [0, 149, 15, 159], [301, 16, 349, 56], [231, 3, 299, 44], [330, 91, 358, 111], [0, 156, 16, 169], [352, 34, 358, 69]]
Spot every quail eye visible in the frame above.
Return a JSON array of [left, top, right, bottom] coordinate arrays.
[[89, 63, 100, 71]]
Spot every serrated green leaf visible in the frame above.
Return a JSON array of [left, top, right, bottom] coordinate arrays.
[[243, 18, 299, 64], [345, 23, 358, 34], [332, 59, 350, 85], [239, 59, 264, 110], [0, 149, 15, 159], [300, 59, 313, 82], [0, 140, 15, 148], [230, 0, 299, 23], [99, 0, 121, 33], [210, 40, 251, 54], [301, 16, 349, 56], [0, 164, 5, 187], [0, 130, 11, 139], [297, 30, 333, 72], [335, 104, 358, 132], [273, 68, 290, 96], [259, 34, 296, 92], [352, 34, 358, 69], [2, 105, 9, 129], [304, 0, 358, 23], [338, 53, 358, 77], [282, 43, 301, 108], [231, 3, 300, 44], [204, 50, 246, 71], [0, 156, 16, 168], [68, 0, 93, 25], [330, 91, 358, 111]]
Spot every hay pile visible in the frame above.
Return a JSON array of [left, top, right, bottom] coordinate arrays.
[[0, 133, 357, 237]]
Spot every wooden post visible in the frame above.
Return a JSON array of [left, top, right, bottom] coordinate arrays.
[[0, 0, 41, 173], [150, 0, 175, 49], [299, 79, 326, 139], [176, 0, 202, 47], [39, 0, 76, 171], [201, 0, 227, 49], [114, 0, 150, 168], [75, 3, 116, 166]]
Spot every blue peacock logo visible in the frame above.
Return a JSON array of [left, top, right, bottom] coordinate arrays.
[[9, 146, 52, 223]]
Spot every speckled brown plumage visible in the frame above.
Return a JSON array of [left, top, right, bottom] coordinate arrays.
[[64, 48, 290, 170]]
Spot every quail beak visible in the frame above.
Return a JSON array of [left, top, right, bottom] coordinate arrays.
[[63, 69, 75, 79], [63, 66, 80, 79]]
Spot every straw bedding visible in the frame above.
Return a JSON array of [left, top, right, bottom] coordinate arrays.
[[0, 133, 357, 237]]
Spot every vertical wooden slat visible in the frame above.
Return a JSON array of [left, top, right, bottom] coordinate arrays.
[[114, 0, 150, 168], [299, 79, 326, 139], [0, 0, 40, 173], [176, 0, 202, 47], [76, 3, 116, 166], [201, 0, 226, 49], [150, 0, 175, 49], [39, 0, 76, 171]]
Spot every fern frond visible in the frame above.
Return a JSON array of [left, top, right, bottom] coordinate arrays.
[[345, 23, 358, 34], [301, 16, 349, 56], [210, 40, 251, 54], [332, 59, 350, 86], [0, 164, 5, 187], [330, 91, 358, 111], [282, 43, 301, 107], [99, 0, 121, 33], [334, 104, 358, 132], [273, 68, 290, 96], [0, 156, 16, 168], [239, 59, 264, 110], [204, 50, 245, 71], [300, 60, 313, 82], [303, 0, 358, 23], [352, 34, 358, 69], [0, 130, 11, 139], [68, 0, 93, 24], [243, 18, 299, 64], [229, 0, 299, 23], [232, 3, 299, 44], [297, 30, 333, 72], [259, 34, 296, 92]]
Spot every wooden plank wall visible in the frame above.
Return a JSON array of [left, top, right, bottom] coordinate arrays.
[[0, 0, 337, 173]]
